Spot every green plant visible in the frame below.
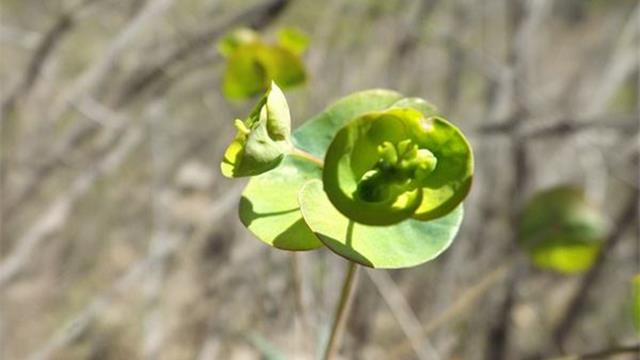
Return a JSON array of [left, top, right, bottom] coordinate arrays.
[[218, 27, 309, 99], [518, 186, 607, 274], [220, 82, 473, 358]]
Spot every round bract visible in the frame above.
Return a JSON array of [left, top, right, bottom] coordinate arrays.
[[518, 186, 607, 274], [322, 107, 473, 225], [299, 180, 463, 268], [223, 43, 306, 99]]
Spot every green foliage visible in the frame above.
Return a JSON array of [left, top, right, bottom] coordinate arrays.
[[223, 87, 474, 268], [221, 82, 292, 178], [518, 186, 607, 274], [219, 28, 308, 99], [238, 90, 402, 251]]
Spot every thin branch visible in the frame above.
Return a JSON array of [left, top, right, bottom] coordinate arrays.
[[1, 7, 75, 124], [388, 261, 513, 359], [143, 102, 171, 360], [0, 126, 143, 288], [475, 114, 638, 139], [3, 97, 128, 224], [485, 1, 552, 358], [26, 237, 177, 360], [47, 0, 177, 127], [25, 184, 244, 360], [367, 269, 439, 360], [290, 252, 312, 354]]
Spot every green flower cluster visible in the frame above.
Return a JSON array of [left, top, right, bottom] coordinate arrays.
[[221, 85, 474, 268]]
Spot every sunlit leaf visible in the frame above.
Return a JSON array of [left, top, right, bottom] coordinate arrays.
[[518, 186, 607, 274], [298, 179, 463, 268]]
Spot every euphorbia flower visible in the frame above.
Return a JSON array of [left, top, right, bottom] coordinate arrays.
[[322, 107, 473, 225]]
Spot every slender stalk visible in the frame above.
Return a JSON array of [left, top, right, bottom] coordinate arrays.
[[290, 147, 324, 167], [323, 261, 359, 360]]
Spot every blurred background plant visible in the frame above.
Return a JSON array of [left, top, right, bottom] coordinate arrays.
[[0, 0, 638, 359]]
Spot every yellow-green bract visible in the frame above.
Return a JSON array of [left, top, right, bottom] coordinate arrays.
[[322, 107, 474, 225], [518, 186, 607, 274], [220, 82, 292, 178], [219, 27, 308, 99]]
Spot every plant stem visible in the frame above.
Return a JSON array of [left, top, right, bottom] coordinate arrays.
[[290, 147, 324, 167], [323, 261, 359, 360]]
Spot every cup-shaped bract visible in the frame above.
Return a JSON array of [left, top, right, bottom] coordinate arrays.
[[221, 82, 292, 178], [220, 28, 308, 100], [323, 107, 473, 226], [518, 186, 607, 274]]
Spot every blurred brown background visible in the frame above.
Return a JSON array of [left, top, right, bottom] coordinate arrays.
[[1, 0, 638, 359]]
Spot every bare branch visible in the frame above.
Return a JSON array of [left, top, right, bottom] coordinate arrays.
[[367, 269, 440, 360], [47, 0, 177, 126], [25, 184, 244, 360], [0, 0, 98, 124], [0, 124, 144, 288]]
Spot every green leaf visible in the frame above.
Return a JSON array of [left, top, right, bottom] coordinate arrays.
[[298, 179, 463, 268], [322, 106, 473, 225], [221, 82, 292, 178], [239, 90, 403, 251], [217, 28, 260, 57], [518, 186, 607, 274], [222, 43, 306, 99], [239, 156, 323, 250], [277, 27, 310, 55]]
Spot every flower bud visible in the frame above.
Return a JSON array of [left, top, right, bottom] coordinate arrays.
[[221, 82, 292, 178]]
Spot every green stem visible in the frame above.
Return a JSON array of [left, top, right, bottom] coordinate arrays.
[[323, 261, 359, 360], [290, 147, 324, 167]]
